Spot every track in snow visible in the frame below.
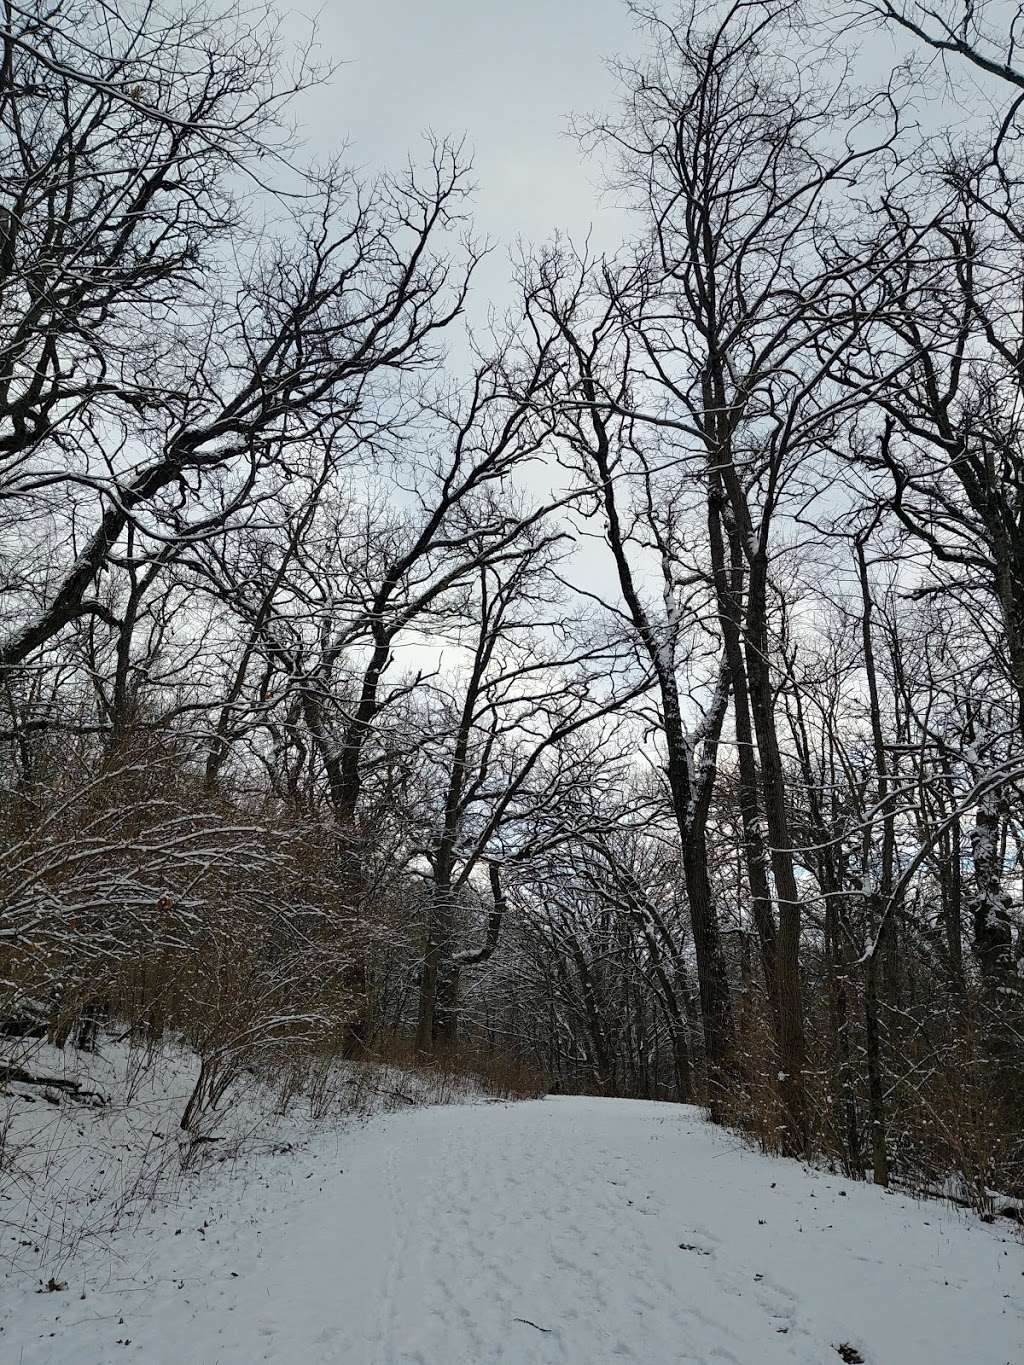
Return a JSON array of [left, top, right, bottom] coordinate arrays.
[[3, 1096, 1021, 1364]]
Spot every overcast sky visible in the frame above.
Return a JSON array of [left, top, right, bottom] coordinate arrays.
[[287, 1, 641, 309], [281, 4, 988, 316]]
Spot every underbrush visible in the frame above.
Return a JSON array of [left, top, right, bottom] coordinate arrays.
[[719, 1026, 1024, 1227], [355, 1038, 548, 1107]]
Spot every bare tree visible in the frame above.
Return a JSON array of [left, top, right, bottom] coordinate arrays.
[[0, 0, 475, 677]]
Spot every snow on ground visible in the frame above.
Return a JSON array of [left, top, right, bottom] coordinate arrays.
[[0, 1037, 485, 1297], [2, 1091, 1021, 1365]]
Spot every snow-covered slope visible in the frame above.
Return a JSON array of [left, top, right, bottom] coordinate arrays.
[[2, 1095, 1021, 1364], [0, 1038, 488, 1282]]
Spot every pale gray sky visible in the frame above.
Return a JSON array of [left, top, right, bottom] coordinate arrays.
[[288, 1, 640, 309], [282, 3, 967, 319]]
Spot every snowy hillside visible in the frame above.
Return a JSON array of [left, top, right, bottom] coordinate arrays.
[[0, 1038, 489, 1315], [2, 1091, 1020, 1364]]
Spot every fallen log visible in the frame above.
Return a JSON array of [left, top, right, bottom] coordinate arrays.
[[0, 1063, 108, 1105]]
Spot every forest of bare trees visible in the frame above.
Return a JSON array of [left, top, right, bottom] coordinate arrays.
[[2, 0, 1022, 1207]]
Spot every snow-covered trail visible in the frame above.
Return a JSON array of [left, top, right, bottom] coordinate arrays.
[[4, 1097, 1021, 1364]]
